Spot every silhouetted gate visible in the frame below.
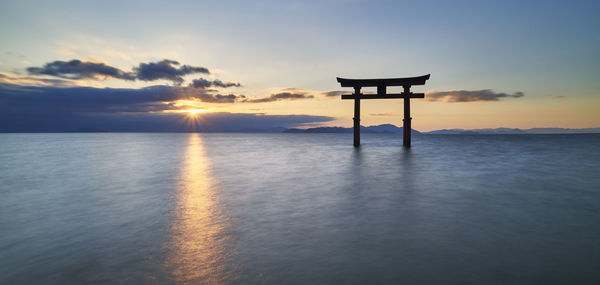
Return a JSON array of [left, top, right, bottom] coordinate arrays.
[[336, 74, 430, 147]]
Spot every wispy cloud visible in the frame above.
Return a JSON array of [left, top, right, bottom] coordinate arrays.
[[245, 90, 314, 103], [103, 49, 131, 60], [425, 89, 524, 102], [190, 78, 241, 89], [553, 95, 566, 99], [0, 72, 78, 87], [320, 90, 347, 97], [321, 90, 376, 98], [55, 42, 79, 57]]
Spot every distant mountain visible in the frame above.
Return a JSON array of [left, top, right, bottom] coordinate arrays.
[[365, 124, 417, 134], [426, 127, 600, 134], [283, 125, 600, 135], [283, 124, 421, 134], [284, 127, 350, 133], [524, 128, 600, 134]]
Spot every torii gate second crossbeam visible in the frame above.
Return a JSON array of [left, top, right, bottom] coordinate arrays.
[[336, 74, 430, 148]]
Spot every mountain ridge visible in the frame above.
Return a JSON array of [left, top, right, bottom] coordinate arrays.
[[283, 125, 600, 134]]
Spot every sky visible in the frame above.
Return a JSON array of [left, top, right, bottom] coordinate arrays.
[[0, 0, 598, 132]]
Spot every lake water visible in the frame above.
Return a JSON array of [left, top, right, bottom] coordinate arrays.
[[1, 133, 599, 284]]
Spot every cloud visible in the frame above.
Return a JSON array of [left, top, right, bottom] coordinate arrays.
[[190, 78, 241, 89], [553, 95, 565, 99], [0, 83, 332, 132], [321, 90, 347, 97], [104, 49, 131, 60], [0, 72, 77, 87], [27, 59, 136, 80], [246, 90, 314, 103], [321, 90, 376, 97], [134, 59, 209, 84], [0, 80, 314, 110], [26, 59, 211, 84], [0, 84, 248, 117], [0, 103, 332, 132], [425, 89, 524, 102]]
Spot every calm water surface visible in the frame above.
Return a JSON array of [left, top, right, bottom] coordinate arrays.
[[1, 133, 599, 284]]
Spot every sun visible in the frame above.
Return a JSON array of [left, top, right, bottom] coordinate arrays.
[[186, 109, 204, 115], [178, 109, 208, 131]]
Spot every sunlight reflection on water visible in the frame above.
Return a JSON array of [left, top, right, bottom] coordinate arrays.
[[166, 133, 230, 284]]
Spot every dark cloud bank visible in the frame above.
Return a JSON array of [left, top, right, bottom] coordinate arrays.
[[0, 84, 331, 132], [0, 109, 332, 132]]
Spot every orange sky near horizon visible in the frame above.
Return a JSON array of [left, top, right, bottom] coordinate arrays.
[[165, 92, 600, 131]]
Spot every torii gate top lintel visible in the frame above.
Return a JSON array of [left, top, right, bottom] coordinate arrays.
[[336, 74, 430, 148], [336, 74, 430, 88]]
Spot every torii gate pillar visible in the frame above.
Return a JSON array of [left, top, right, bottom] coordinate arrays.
[[353, 86, 361, 147], [403, 85, 412, 148], [337, 74, 430, 148]]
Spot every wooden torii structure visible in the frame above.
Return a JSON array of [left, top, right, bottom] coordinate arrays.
[[336, 74, 430, 148]]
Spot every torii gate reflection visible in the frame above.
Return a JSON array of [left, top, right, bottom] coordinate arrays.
[[336, 74, 430, 148]]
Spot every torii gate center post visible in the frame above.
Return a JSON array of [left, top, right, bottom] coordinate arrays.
[[337, 74, 430, 148]]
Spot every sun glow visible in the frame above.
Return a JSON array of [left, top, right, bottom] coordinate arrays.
[[186, 109, 205, 115], [177, 107, 212, 131]]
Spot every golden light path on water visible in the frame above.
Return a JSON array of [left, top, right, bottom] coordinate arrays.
[[166, 133, 230, 284]]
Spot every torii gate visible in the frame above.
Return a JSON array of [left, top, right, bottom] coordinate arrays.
[[336, 74, 430, 148]]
